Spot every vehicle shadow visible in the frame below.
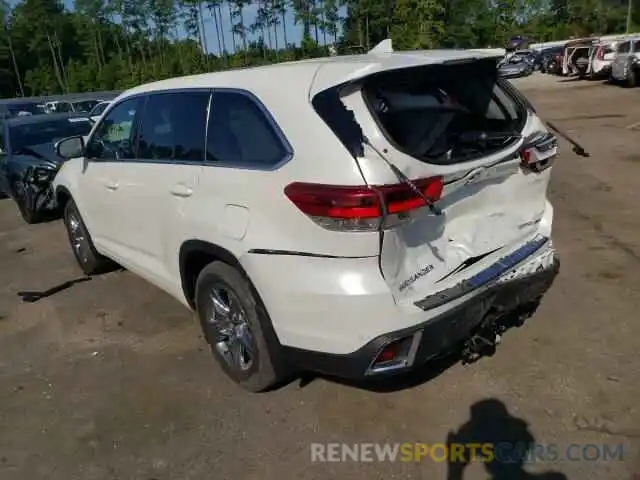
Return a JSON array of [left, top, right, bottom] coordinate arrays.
[[30, 210, 63, 224], [296, 350, 460, 392], [445, 398, 568, 480], [15, 264, 127, 303], [297, 305, 540, 393], [17, 276, 92, 303], [558, 77, 583, 82]]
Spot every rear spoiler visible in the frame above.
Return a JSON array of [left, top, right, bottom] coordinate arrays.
[[368, 39, 393, 54], [367, 39, 505, 58]]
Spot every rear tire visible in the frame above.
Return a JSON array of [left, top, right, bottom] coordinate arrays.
[[195, 261, 288, 392], [63, 200, 112, 275], [626, 66, 637, 88]]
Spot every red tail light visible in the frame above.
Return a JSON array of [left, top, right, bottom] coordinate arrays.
[[519, 133, 558, 173], [520, 149, 532, 165], [596, 47, 604, 60], [284, 177, 443, 231]]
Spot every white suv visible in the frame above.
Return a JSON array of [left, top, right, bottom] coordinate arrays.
[[53, 49, 560, 392]]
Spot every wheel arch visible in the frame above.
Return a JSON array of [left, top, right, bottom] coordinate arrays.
[[55, 185, 73, 212], [179, 239, 286, 364], [179, 240, 252, 310]]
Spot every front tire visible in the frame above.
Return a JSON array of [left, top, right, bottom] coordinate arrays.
[[12, 180, 40, 224], [195, 261, 287, 392], [63, 200, 112, 275]]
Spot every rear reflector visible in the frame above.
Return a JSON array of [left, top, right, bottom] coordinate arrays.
[[366, 334, 419, 375], [284, 177, 443, 231]]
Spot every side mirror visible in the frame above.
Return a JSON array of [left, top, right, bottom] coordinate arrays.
[[56, 135, 85, 160]]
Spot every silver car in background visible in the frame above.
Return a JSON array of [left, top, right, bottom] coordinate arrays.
[[611, 38, 640, 87]]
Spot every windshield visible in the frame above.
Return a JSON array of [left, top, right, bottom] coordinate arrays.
[[73, 100, 99, 113], [7, 103, 43, 116], [9, 118, 93, 153]]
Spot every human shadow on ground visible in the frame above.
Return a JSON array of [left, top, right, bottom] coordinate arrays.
[[445, 399, 568, 480]]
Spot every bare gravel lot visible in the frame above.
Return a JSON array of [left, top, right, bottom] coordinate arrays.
[[1, 74, 639, 480]]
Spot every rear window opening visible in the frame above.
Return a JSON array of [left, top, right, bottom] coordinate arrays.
[[571, 47, 592, 60], [360, 60, 528, 165]]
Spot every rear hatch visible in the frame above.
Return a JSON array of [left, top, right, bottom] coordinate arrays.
[[309, 54, 557, 306]]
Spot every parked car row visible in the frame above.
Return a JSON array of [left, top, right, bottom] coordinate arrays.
[[539, 35, 640, 87], [0, 91, 120, 120]]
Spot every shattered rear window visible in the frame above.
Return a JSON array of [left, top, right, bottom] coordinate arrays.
[[361, 60, 527, 164]]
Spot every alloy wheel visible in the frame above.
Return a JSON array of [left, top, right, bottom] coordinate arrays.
[[67, 213, 90, 264], [207, 284, 255, 372]]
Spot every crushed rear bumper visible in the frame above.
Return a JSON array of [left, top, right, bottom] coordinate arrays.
[[284, 240, 559, 380]]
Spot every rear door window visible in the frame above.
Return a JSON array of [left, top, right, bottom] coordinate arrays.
[[206, 90, 290, 168], [633, 40, 640, 53], [619, 41, 631, 54], [361, 60, 526, 165], [137, 91, 210, 162]]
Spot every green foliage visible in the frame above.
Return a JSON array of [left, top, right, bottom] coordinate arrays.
[[0, 0, 636, 97], [391, 0, 444, 49]]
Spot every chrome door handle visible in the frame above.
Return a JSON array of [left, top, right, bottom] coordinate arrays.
[[105, 181, 119, 190], [170, 184, 193, 198]]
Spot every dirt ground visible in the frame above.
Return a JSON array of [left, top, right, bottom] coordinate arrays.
[[1, 74, 639, 480]]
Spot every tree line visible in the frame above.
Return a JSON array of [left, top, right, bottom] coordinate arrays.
[[0, 0, 637, 98]]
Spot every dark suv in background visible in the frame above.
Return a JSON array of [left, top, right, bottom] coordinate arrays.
[[540, 46, 565, 74]]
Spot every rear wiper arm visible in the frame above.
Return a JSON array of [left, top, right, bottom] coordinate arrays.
[[544, 120, 590, 157], [457, 130, 522, 144], [362, 136, 442, 216]]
